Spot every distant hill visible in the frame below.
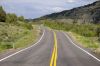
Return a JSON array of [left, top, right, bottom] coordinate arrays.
[[38, 1, 100, 24]]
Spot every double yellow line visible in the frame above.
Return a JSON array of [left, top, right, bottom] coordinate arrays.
[[50, 32, 58, 66]]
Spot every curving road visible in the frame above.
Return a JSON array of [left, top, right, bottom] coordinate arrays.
[[0, 29, 100, 66]]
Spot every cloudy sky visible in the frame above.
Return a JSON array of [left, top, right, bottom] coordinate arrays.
[[0, 0, 96, 18]]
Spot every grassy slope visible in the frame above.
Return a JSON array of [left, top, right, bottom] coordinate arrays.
[[15, 27, 40, 48], [0, 22, 40, 52], [68, 32, 100, 54]]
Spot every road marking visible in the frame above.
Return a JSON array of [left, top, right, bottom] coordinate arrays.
[[50, 43, 56, 66], [50, 32, 58, 66], [0, 30, 45, 62], [54, 32, 57, 66], [63, 32, 100, 62]]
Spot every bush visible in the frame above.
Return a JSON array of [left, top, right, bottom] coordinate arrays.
[[6, 13, 17, 24], [1, 43, 12, 49], [44, 20, 98, 37], [0, 6, 6, 22], [18, 16, 25, 21], [96, 27, 100, 37], [98, 37, 100, 42], [18, 22, 33, 30]]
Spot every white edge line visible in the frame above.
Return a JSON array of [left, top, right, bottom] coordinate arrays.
[[0, 30, 45, 62], [63, 32, 100, 62]]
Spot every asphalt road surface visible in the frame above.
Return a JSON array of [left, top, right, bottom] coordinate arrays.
[[0, 29, 100, 66]]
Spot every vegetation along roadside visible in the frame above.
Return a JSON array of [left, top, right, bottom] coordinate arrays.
[[44, 20, 100, 55], [0, 6, 41, 53]]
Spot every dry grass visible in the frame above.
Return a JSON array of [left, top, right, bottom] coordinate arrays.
[[0, 22, 40, 52], [68, 32, 100, 54]]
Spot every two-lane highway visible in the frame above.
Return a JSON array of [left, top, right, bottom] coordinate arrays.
[[0, 29, 54, 66], [0, 29, 100, 66], [56, 31, 100, 66]]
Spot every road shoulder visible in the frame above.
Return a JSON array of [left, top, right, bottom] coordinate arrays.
[[0, 29, 44, 61], [63, 31, 100, 61]]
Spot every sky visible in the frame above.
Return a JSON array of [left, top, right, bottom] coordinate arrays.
[[0, 0, 97, 19]]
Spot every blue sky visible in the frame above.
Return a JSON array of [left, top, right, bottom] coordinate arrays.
[[0, 0, 96, 19]]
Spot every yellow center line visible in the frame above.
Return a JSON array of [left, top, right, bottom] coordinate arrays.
[[50, 32, 58, 66]]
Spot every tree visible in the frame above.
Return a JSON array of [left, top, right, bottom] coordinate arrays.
[[6, 13, 17, 24], [18, 16, 25, 21], [0, 6, 6, 22]]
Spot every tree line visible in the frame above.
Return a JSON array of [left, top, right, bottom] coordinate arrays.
[[0, 6, 33, 49], [0, 6, 33, 30], [0, 6, 25, 23]]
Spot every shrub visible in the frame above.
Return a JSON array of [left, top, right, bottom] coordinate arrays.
[[6, 13, 17, 24]]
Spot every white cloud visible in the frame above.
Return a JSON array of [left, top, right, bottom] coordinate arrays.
[[52, 7, 65, 12], [1, 0, 78, 4], [67, 0, 76, 2]]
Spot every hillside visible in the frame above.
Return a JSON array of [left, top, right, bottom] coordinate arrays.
[[0, 6, 40, 52], [40, 1, 100, 24]]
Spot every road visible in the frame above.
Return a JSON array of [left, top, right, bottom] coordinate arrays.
[[0, 29, 100, 66]]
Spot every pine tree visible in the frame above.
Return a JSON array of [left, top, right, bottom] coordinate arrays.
[[0, 6, 6, 22]]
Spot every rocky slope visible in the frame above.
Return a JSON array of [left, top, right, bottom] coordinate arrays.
[[40, 1, 100, 24]]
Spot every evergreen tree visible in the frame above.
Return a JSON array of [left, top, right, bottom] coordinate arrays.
[[0, 6, 6, 22]]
